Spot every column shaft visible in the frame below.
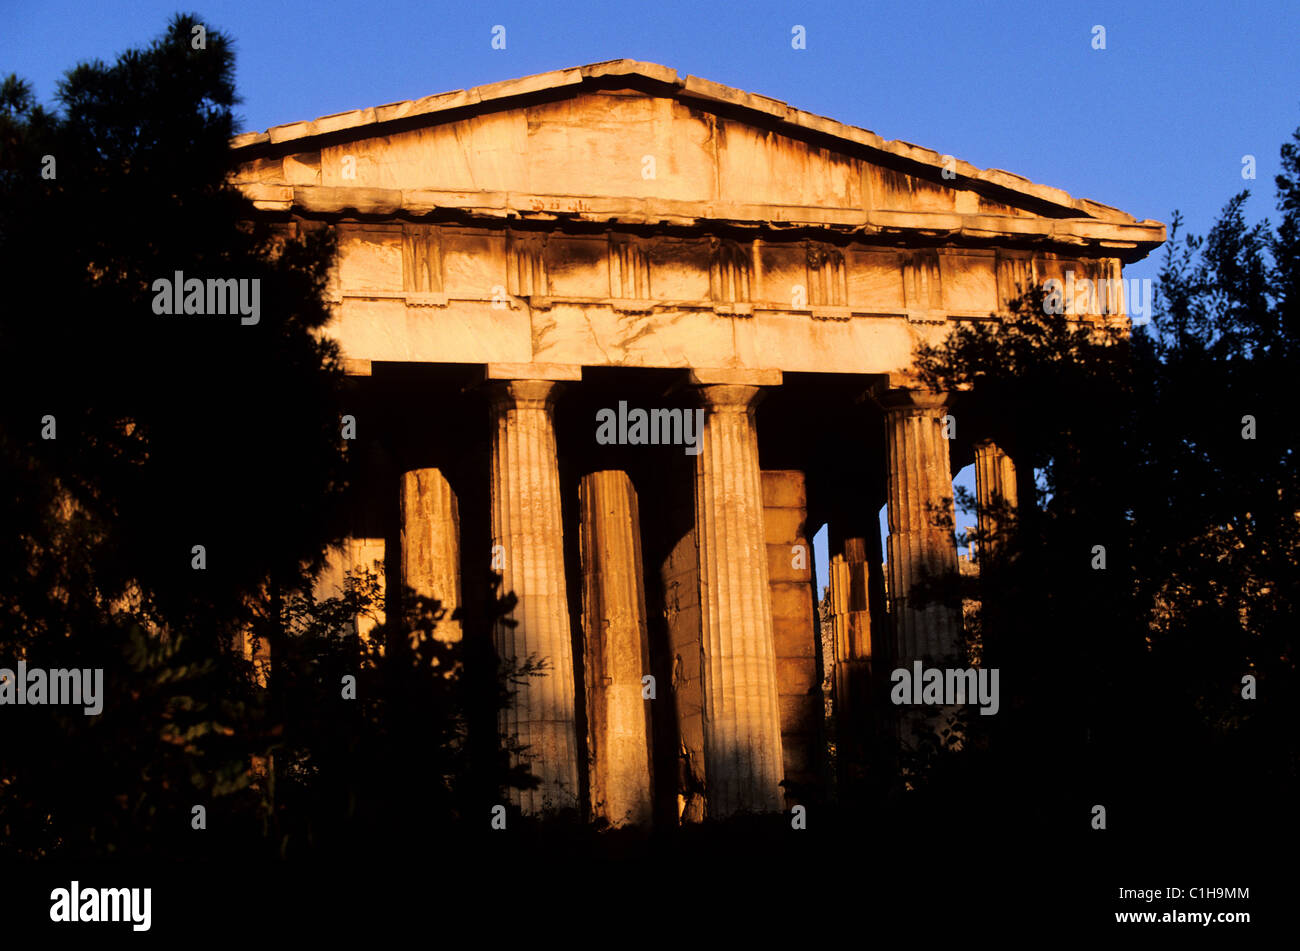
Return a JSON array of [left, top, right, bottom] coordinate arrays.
[[488, 379, 578, 813], [879, 391, 962, 666], [829, 538, 873, 771], [973, 440, 1018, 561], [400, 468, 462, 642], [578, 470, 653, 826], [694, 384, 784, 815]]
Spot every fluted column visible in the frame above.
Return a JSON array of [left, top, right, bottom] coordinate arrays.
[[973, 440, 1018, 562], [829, 537, 873, 775], [877, 389, 962, 666], [400, 468, 462, 642], [488, 379, 578, 813], [311, 537, 386, 645], [578, 470, 653, 826], [693, 384, 784, 815]]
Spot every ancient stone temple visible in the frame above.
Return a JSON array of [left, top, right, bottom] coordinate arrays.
[[230, 61, 1164, 822]]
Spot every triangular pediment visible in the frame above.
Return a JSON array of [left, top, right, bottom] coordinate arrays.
[[232, 60, 1163, 260]]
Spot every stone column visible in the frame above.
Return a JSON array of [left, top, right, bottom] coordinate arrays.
[[487, 379, 578, 813], [829, 537, 873, 764], [693, 381, 784, 815], [877, 389, 962, 666], [312, 537, 387, 645], [578, 470, 653, 827], [762, 470, 821, 795], [400, 468, 462, 642], [973, 440, 1018, 562]]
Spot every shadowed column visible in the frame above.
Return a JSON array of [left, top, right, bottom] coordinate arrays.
[[400, 468, 462, 642], [578, 470, 653, 826], [973, 439, 1018, 562], [829, 537, 874, 778], [693, 383, 784, 816], [876, 389, 962, 667], [488, 379, 579, 814]]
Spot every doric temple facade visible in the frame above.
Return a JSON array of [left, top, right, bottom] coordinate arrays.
[[231, 61, 1163, 823]]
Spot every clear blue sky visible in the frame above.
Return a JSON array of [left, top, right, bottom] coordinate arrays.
[[5, 0, 1297, 592]]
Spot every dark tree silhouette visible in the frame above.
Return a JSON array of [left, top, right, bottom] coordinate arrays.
[[0, 13, 348, 859], [0, 15, 536, 862], [900, 121, 1300, 847]]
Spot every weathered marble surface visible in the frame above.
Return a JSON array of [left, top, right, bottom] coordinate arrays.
[[231, 61, 1162, 382]]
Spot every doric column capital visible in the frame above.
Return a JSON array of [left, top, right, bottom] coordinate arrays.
[[695, 383, 764, 414], [485, 377, 562, 412], [870, 386, 951, 417]]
